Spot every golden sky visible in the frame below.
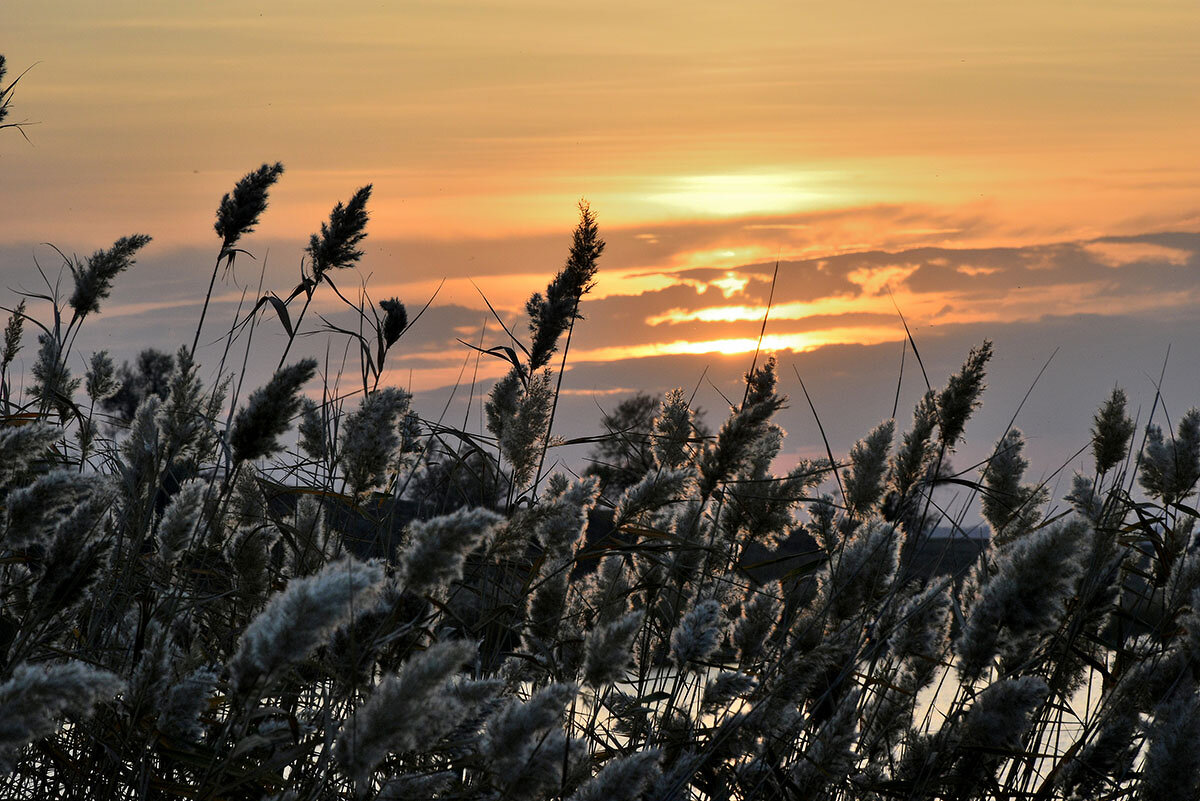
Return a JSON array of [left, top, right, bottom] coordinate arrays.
[[3, 1, 1200, 466], [5, 1, 1200, 245]]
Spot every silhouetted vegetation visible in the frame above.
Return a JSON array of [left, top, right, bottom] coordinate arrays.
[[1, 51, 1199, 801]]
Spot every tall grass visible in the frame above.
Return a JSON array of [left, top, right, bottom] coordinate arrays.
[[2, 54, 1200, 800]]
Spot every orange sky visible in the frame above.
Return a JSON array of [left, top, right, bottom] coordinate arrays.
[[5, 1, 1199, 247]]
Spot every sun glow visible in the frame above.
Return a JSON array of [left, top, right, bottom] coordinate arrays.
[[648, 172, 842, 217], [573, 328, 905, 362]]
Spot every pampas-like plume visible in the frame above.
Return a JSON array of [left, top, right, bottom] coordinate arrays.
[[888, 389, 938, 504], [499, 370, 555, 489], [68, 234, 152, 318], [579, 553, 633, 627], [30, 332, 80, 416], [526, 201, 604, 371], [982, 428, 1048, 545], [613, 466, 694, 528], [307, 185, 372, 280], [215, 162, 285, 254], [398, 506, 502, 596], [157, 666, 219, 742], [733, 587, 781, 664], [1, 299, 25, 374], [4, 469, 93, 549], [1092, 387, 1135, 475], [671, 598, 724, 669], [958, 675, 1047, 755], [567, 749, 662, 801], [937, 340, 992, 451], [0, 661, 123, 771], [1139, 409, 1200, 504], [376, 771, 456, 801], [228, 557, 384, 694], [0, 423, 58, 491], [339, 387, 410, 495], [481, 682, 577, 798], [1057, 707, 1139, 800], [702, 671, 757, 712], [843, 419, 895, 517], [697, 359, 785, 498], [297, 397, 327, 460], [653, 388, 696, 469], [824, 518, 902, 622], [156, 480, 208, 565], [791, 690, 860, 797], [379, 297, 407, 348], [886, 578, 951, 687], [956, 520, 1087, 682], [582, 610, 643, 688], [230, 359, 317, 463], [1139, 688, 1200, 800], [335, 639, 476, 786], [535, 474, 600, 557], [85, 350, 118, 402]]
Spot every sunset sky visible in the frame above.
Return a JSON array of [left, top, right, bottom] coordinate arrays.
[[4, 1, 1200, 487]]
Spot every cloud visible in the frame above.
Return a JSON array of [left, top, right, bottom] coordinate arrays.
[[1082, 241, 1192, 268]]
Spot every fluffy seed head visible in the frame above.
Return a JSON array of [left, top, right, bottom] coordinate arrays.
[[671, 598, 724, 669], [0, 661, 123, 770], [228, 557, 384, 695], [336, 640, 476, 786], [230, 359, 317, 463], [307, 185, 372, 279], [215, 162, 285, 252], [379, 297, 407, 347], [582, 611, 643, 687], [398, 506, 502, 595], [937, 340, 992, 451], [1092, 387, 1135, 475]]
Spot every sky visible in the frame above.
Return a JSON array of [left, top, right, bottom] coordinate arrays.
[[3, 1, 1200, 507]]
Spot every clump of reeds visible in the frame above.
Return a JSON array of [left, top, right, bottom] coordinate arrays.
[[1, 54, 1198, 799]]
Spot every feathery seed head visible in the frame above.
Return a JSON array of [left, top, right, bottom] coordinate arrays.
[[582, 610, 644, 688], [336, 639, 476, 786], [0, 661, 123, 771], [339, 387, 411, 495], [959, 675, 1048, 753], [1, 299, 25, 370], [498, 369, 555, 489], [30, 332, 81, 416], [482, 681, 577, 786], [1092, 386, 1135, 475], [214, 162, 285, 252], [671, 598, 724, 669], [230, 359, 317, 463], [956, 519, 1087, 682], [1139, 409, 1200, 504], [844, 419, 895, 516], [156, 479, 209, 565], [567, 749, 662, 801], [527, 201, 604, 370], [534, 474, 600, 557], [379, 297, 407, 347], [653, 388, 696, 469], [398, 506, 502, 596], [937, 340, 992, 451], [157, 666, 219, 742], [229, 557, 385, 695], [85, 350, 119, 402], [297, 397, 327, 460], [68, 234, 152, 318], [306, 185, 372, 279]]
